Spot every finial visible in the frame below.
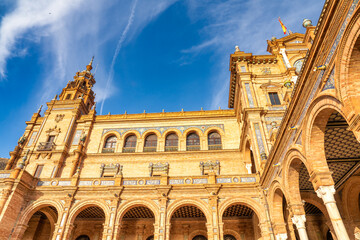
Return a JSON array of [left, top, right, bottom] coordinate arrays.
[[303, 19, 312, 28], [235, 46, 240, 52], [86, 56, 94, 71]]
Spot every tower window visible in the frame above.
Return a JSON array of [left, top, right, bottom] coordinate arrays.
[[208, 132, 222, 150], [165, 133, 178, 151], [144, 134, 157, 152], [66, 94, 72, 100], [34, 165, 44, 178], [123, 135, 137, 153], [102, 135, 117, 153], [187, 132, 200, 151], [268, 92, 281, 105]]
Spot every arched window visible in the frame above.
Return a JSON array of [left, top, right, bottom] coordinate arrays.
[[208, 132, 222, 150], [165, 133, 178, 151], [187, 132, 200, 151], [144, 134, 157, 152], [102, 135, 117, 153], [123, 135, 137, 153]]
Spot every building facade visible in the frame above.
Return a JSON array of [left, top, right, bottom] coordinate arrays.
[[1, 0, 360, 239]]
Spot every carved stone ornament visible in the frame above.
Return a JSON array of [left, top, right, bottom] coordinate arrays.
[[199, 160, 220, 175], [291, 214, 306, 229], [55, 114, 65, 123], [45, 125, 61, 136], [315, 185, 336, 204], [1, 189, 12, 198], [100, 163, 122, 177], [149, 162, 169, 177]]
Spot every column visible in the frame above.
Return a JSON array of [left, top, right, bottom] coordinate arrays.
[[158, 197, 168, 240], [52, 201, 71, 240], [208, 195, 220, 240], [316, 185, 350, 240], [279, 48, 291, 68], [291, 215, 308, 240], [259, 221, 271, 240], [275, 233, 287, 240], [102, 203, 117, 240], [245, 163, 252, 174]]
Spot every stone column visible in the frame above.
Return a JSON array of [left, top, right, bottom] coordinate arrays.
[[102, 203, 117, 240], [275, 233, 287, 240], [259, 221, 271, 240], [316, 185, 350, 240], [291, 215, 308, 240], [52, 200, 72, 240], [279, 48, 291, 68], [245, 163, 252, 174], [62, 223, 75, 240], [208, 195, 220, 240], [165, 223, 171, 240]]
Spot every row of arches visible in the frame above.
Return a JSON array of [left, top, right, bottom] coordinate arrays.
[[102, 131, 222, 153], [265, 102, 360, 240], [17, 198, 264, 240]]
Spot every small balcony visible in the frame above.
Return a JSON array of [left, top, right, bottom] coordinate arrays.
[[143, 147, 157, 152], [208, 144, 222, 150], [37, 142, 55, 151], [102, 148, 115, 153], [165, 146, 178, 152], [186, 145, 200, 151], [123, 147, 136, 153]]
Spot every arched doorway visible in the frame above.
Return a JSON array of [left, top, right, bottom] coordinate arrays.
[[222, 203, 261, 239], [21, 206, 58, 240], [71, 206, 105, 240], [146, 235, 154, 240], [75, 235, 90, 240], [192, 235, 207, 240], [170, 205, 207, 239], [118, 205, 155, 240], [224, 234, 236, 240]]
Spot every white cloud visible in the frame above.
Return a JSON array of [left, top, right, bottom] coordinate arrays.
[[0, 0, 85, 78], [0, 0, 178, 109], [182, 0, 324, 109]]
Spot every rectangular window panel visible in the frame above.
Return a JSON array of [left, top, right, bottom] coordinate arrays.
[[27, 131, 37, 146], [34, 165, 44, 178], [268, 92, 281, 105], [72, 130, 82, 145], [245, 83, 255, 108], [240, 66, 246, 72]]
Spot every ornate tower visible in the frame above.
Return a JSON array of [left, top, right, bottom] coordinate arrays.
[[5, 58, 97, 178]]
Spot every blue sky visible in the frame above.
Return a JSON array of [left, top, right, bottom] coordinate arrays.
[[0, 0, 324, 157]]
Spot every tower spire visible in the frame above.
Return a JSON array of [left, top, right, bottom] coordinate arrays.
[[86, 56, 94, 72]]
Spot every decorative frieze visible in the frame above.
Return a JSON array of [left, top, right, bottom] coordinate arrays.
[[149, 162, 169, 177], [200, 160, 220, 175]]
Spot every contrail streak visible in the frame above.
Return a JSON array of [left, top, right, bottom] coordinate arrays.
[[100, 0, 138, 115]]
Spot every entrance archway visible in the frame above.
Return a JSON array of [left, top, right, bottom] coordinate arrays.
[[192, 235, 207, 240], [118, 205, 155, 240], [75, 235, 90, 240], [170, 205, 208, 239], [71, 206, 106, 240], [21, 206, 58, 240], [222, 203, 261, 239]]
